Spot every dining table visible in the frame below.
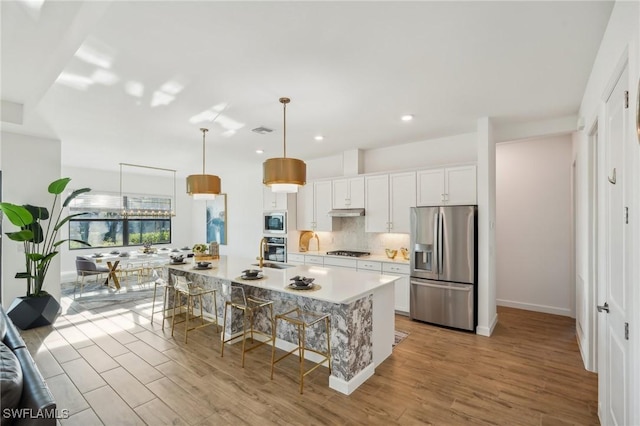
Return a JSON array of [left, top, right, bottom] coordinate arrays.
[[91, 249, 183, 289]]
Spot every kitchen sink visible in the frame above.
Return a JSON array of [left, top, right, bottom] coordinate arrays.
[[252, 262, 295, 270]]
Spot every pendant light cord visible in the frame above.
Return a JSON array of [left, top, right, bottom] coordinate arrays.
[[283, 101, 287, 158], [201, 128, 208, 174], [280, 97, 290, 159]]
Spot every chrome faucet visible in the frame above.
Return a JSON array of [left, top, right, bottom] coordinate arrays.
[[258, 237, 268, 268]]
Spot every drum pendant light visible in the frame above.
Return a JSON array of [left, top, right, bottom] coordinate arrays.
[[186, 128, 221, 200], [263, 97, 306, 193]]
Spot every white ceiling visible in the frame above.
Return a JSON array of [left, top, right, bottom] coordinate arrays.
[[1, 1, 614, 177]]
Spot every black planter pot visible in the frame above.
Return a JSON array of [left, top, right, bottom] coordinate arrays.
[[6, 293, 61, 330]]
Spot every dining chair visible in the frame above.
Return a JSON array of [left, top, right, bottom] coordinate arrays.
[[75, 257, 110, 298]]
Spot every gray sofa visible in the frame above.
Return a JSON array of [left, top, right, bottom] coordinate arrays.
[[0, 306, 56, 425]]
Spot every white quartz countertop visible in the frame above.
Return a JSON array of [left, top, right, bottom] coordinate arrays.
[[167, 255, 399, 304]]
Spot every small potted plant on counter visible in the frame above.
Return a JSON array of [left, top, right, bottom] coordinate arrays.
[[0, 178, 91, 329], [192, 243, 210, 261]]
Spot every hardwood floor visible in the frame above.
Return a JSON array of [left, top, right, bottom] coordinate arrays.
[[19, 285, 598, 425]]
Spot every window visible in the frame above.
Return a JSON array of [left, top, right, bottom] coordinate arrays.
[[69, 192, 172, 249]]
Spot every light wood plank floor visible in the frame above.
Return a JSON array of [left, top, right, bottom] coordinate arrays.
[[20, 286, 598, 425]]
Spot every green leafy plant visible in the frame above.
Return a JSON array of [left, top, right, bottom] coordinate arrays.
[[192, 243, 207, 254], [0, 178, 91, 297]]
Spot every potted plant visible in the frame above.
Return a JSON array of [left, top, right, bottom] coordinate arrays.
[[192, 243, 209, 261], [0, 177, 91, 329]]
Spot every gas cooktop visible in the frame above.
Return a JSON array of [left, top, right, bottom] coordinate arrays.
[[326, 250, 371, 257]]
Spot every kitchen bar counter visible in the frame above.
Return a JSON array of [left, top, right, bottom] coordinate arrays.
[[168, 256, 396, 304], [288, 250, 410, 265], [166, 255, 398, 395]]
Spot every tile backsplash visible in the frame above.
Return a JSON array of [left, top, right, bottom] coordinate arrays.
[[305, 217, 410, 255]]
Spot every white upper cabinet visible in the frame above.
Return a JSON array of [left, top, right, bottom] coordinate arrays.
[[365, 171, 415, 233], [417, 165, 476, 206], [332, 177, 364, 209], [389, 171, 416, 233], [365, 174, 390, 232], [297, 184, 314, 231], [314, 180, 333, 231], [445, 165, 477, 205], [262, 187, 288, 211], [297, 180, 333, 232]]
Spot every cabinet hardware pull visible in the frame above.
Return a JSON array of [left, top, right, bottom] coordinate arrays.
[[608, 168, 616, 185]]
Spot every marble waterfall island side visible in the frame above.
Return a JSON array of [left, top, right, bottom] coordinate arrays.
[[166, 256, 397, 395]]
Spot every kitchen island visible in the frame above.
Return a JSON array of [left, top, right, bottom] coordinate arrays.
[[165, 256, 398, 395]]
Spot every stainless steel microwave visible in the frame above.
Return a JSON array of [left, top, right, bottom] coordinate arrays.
[[263, 212, 286, 234]]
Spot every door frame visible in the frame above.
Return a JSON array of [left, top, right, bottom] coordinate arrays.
[[595, 47, 639, 425]]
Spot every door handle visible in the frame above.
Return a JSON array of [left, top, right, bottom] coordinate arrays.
[[597, 302, 610, 313]]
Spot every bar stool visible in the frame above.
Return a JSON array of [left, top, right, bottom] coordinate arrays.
[[271, 308, 331, 394], [220, 285, 274, 367], [171, 275, 219, 343], [150, 269, 173, 330]]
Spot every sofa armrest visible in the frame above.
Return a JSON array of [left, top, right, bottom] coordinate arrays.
[[11, 348, 56, 426]]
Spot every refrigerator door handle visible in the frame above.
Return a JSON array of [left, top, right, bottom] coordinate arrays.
[[433, 212, 439, 275], [411, 280, 472, 292], [438, 211, 444, 275]]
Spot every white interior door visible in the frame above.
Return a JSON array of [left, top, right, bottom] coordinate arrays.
[[598, 66, 630, 426]]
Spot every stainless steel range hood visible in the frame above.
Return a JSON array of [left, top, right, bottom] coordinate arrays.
[[328, 208, 365, 217]]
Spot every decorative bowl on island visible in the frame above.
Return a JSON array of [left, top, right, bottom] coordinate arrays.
[[242, 269, 262, 278]]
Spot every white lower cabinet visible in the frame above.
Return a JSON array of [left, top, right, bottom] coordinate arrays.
[[383, 263, 410, 314], [357, 260, 382, 272], [287, 254, 305, 265], [304, 255, 324, 266], [323, 257, 357, 269]]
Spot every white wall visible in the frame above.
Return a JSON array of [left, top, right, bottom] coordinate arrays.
[[190, 165, 263, 260], [61, 163, 265, 280], [496, 135, 573, 317], [60, 166, 195, 281], [1, 132, 62, 309], [476, 118, 497, 336], [363, 132, 477, 174], [304, 132, 477, 180]]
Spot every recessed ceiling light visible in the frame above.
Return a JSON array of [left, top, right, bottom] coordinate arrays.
[[256, 149, 264, 154], [314, 135, 324, 141], [401, 114, 414, 122]]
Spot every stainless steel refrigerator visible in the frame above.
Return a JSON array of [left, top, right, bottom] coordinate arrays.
[[410, 206, 477, 331]]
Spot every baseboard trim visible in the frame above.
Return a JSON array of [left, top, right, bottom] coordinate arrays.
[[328, 363, 375, 395], [497, 299, 572, 317], [476, 312, 498, 336]]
